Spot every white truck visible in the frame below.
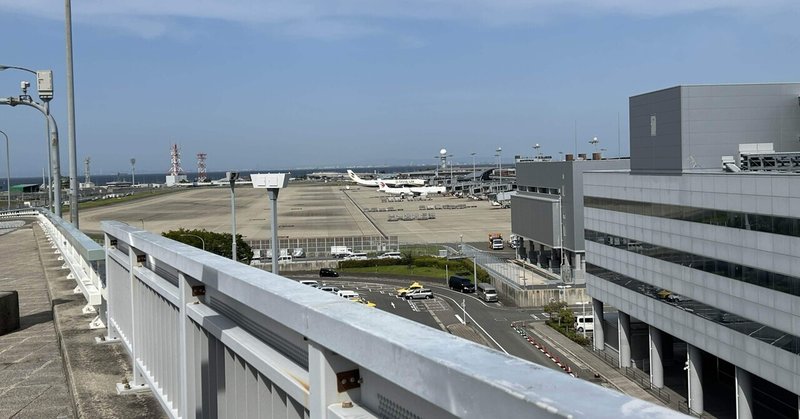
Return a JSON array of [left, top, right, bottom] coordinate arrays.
[[330, 246, 353, 258]]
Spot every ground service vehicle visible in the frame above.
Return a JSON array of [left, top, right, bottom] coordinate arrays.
[[337, 290, 359, 300], [319, 268, 339, 277], [330, 246, 353, 258], [405, 288, 433, 300], [476, 283, 498, 302], [396, 282, 423, 297], [448, 276, 475, 293], [574, 315, 594, 332], [488, 233, 504, 250]]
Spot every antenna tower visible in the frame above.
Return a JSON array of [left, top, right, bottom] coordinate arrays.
[[196, 153, 208, 182], [168, 144, 184, 176], [84, 157, 91, 184]]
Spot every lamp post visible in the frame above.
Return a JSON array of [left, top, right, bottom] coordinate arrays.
[[470, 152, 477, 184], [556, 284, 572, 303], [0, 130, 9, 210], [252, 173, 289, 275], [0, 65, 63, 218], [227, 171, 240, 261], [180, 233, 205, 251], [65, 0, 79, 227], [496, 147, 502, 191]]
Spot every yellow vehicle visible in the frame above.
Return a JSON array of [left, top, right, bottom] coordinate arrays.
[[357, 297, 377, 308], [396, 282, 424, 297]]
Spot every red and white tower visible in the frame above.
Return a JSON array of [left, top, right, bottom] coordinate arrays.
[[196, 153, 208, 182], [165, 144, 188, 186], [168, 143, 184, 176]]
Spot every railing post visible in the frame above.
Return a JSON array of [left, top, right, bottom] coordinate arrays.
[[178, 272, 202, 417], [129, 246, 144, 386], [103, 233, 118, 341], [308, 341, 360, 417]]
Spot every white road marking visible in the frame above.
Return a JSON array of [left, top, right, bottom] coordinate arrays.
[[454, 314, 464, 324], [438, 294, 508, 354], [390, 302, 395, 309], [530, 314, 540, 320]]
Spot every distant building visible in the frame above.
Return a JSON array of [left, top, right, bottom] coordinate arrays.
[[165, 175, 188, 187], [11, 184, 41, 193], [511, 156, 628, 283], [585, 83, 800, 417]]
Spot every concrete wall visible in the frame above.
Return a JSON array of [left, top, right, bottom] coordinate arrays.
[[631, 83, 800, 173], [514, 159, 628, 252]]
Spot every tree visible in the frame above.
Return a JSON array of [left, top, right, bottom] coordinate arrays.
[[163, 228, 253, 264]]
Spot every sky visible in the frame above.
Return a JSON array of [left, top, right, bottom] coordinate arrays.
[[0, 1, 798, 176]]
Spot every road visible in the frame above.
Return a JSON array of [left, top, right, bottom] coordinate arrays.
[[288, 273, 569, 373]]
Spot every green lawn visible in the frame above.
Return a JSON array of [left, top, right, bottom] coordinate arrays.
[[339, 264, 453, 281]]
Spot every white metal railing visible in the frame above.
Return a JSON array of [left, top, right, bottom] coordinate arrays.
[[102, 220, 677, 419], [2, 208, 105, 328], [36, 208, 106, 328]]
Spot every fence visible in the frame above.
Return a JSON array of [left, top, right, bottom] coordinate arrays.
[[247, 236, 399, 259], [2, 208, 105, 328], [101, 220, 673, 418]]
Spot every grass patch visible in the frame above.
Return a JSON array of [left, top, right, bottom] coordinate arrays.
[[339, 264, 451, 280]]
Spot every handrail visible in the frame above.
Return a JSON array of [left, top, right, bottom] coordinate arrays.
[[102, 220, 679, 419]]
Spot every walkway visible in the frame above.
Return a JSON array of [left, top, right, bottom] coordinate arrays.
[[0, 220, 164, 418]]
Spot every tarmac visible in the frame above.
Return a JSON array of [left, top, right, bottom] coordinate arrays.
[[77, 181, 512, 244]]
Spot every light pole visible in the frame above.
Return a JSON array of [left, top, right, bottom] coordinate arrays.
[[459, 234, 463, 253], [251, 173, 289, 275], [65, 0, 79, 227], [180, 234, 205, 251], [0, 130, 9, 210], [496, 147, 502, 192], [0, 69, 62, 217], [130, 158, 136, 186], [227, 171, 240, 261], [556, 284, 572, 303], [533, 143, 541, 159], [470, 152, 476, 183]]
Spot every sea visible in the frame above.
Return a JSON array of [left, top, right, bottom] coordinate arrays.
[[0, 165, 439, 191]]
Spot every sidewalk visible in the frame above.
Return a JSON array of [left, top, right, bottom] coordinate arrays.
[[525, 322, 666, 406], [0, 223, 74, 418]]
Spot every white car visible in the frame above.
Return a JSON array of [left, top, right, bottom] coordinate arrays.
[[378, 252, 402, 260]]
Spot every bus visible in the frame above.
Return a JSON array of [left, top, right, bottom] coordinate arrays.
[[476, 283, 498, 302]]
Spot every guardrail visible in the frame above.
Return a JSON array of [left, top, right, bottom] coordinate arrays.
[[2, 208, 106, 328], [102, 220, 676, 418]]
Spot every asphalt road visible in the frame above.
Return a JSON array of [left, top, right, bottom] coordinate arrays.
[[287, 273, 566, 372]]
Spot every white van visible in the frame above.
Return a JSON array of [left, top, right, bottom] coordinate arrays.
[[344, 252, 368, 261], [476, 283, 497, 302], [337, 290, 360, 300], [574, 315, 594, 332], [278, 255, 293, 263]]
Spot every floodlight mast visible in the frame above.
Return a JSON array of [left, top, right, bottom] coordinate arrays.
[[251, 173, 289, 275]]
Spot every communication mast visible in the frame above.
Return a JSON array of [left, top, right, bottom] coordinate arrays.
[[130, 158, 137, 186], [168, 144, 184, 176], [196, 153, 208, 182]]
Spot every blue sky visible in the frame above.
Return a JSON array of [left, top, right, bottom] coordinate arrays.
[[0, 1, 798, 176]]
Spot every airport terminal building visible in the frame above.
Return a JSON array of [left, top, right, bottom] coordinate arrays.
[[585, 84, 800, 417]]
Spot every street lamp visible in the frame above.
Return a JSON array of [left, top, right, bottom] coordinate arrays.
[[227, 171, 240, 261], [496, 147, 502, 193], [556, 284, 572, 303], [180, 233, 205, 251], [252, 173, 289, 275], [0, 130, 10, 210], [533, 143, 541, 159], [0, 68, 62, 217], [470, 152, 477, 183]]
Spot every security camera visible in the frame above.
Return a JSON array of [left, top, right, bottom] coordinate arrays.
[[20, 81, 30, 90]]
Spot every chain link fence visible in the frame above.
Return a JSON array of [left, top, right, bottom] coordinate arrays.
[[246, 235, 399, 259]]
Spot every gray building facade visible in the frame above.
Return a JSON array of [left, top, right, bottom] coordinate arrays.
[[511, 158, 628, 283], [586, 83, 800, 418]]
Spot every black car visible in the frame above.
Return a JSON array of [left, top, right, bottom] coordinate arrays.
[[448, 276, 475, 293], [319, 268, 339, 278]]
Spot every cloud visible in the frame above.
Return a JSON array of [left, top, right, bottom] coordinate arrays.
[[0, 0, 796, 40]]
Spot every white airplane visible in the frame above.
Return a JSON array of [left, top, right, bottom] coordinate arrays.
[[347, 170, 426, 187], [378, 181, 416, 196]]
